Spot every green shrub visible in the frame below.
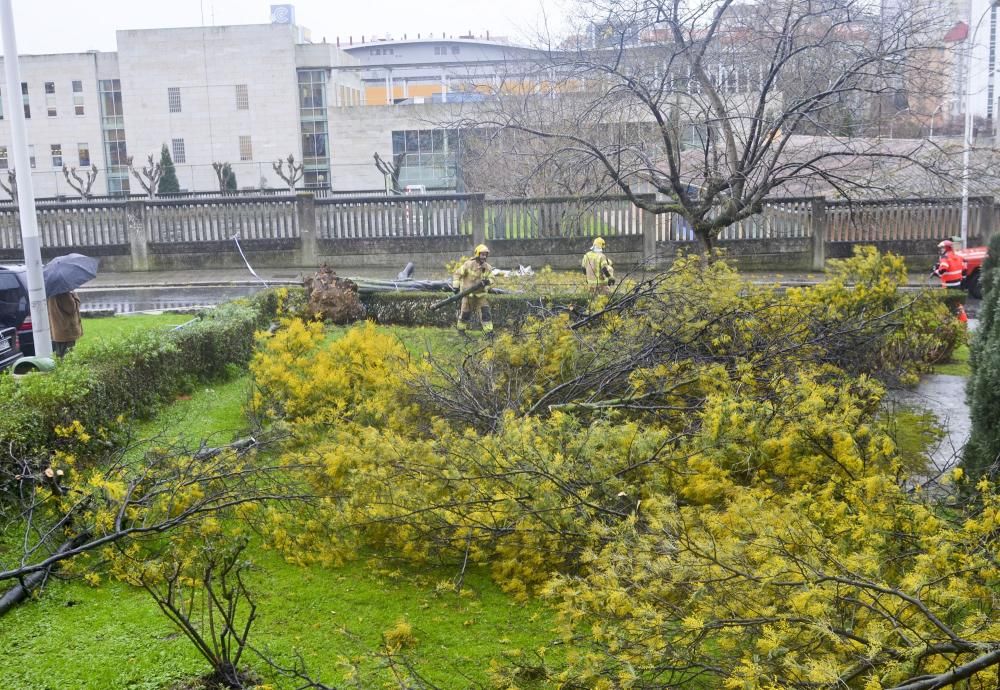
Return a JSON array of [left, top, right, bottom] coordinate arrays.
[[360, 290, 591, 328], [0, 290, 279, 474]]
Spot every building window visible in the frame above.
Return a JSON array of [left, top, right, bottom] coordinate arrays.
[[104, 129, 127, 166], [44, 81, 56, 117], [0, 88, 4, 119], [51, 144, 63, 168], [235, 83, 249, 110], [391, 128, 459, 188], [301, 120, 328, 160], [239, 135, 253, 161], [21, 82, 29, 118], [167, 86, 182, 113], [434, 46, 443, 55], [451, 46, 460, 54], [0, 147, 7, 170], [371, 48, 381, 55], [72, 80, 84, 115], [28, 145, 35, 168], [171, 138, 186, 164], [298, 69, 327, 114], [78, 143, 90, 167]]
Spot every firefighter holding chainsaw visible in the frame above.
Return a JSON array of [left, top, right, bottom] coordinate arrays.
[[452, 244, 494, 333], [582, 237, 615, 294]]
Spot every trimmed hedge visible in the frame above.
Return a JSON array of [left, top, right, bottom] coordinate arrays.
[[359, 290, 592, 328], [0, 290, 279, 464]]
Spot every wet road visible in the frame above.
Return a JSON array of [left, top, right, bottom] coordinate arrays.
[[78, 285, 274, 314]]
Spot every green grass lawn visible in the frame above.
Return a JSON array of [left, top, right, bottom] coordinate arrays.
[[76, 313, 194, 356], [934, 343, 970, 377], [0, 322, 559, 690]]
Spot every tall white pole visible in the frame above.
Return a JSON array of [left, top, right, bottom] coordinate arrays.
[[0, 0, 51, 357]]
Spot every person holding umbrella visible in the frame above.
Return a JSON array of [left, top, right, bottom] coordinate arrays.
[[48, 291, 82, 356], [43, 254, 98, 357]]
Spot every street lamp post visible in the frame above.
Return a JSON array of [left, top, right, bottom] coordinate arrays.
[[0, 0, 51, 357], [929, 99, 957, 139]]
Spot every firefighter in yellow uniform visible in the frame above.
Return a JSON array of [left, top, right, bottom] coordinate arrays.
[[452, 244, 494, 333], [582, 237, 615, 294]]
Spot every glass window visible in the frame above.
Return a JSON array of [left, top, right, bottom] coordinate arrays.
[[239, 135, 253, 161], [0, 147, 7, 170], [235, 84, 249, 110], [21, 82, 29, 118], [78, 143, 90, 167], [72, 80, 84, 115], [45, 81, 56, 117], [167, 86, 181, 113], [28, 145, 35, 168], [0, 88, 4, 119], [51, 144, 62, 168], [172, 138, 186, 164]]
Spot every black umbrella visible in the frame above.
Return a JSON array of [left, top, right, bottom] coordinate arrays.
[[43, 254, 99, 297]]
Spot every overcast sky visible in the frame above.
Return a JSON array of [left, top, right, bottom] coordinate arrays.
[[8, 0, 571, 55]]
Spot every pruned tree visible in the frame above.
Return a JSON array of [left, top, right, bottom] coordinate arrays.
[[272, 154, 304, 189], [466, 0, 964, 249], [128, 153, 162, 199], [374, 151, 404, 194], [157, 143, 181, 195], [61, 164, 99, 199], [0, 169, 16, 202], [213, 162, 238, 193]]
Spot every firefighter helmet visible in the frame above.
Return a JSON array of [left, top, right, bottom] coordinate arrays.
[[938, 239, 954, 252], [593, 237, 606, 249], [474, 244, 490, 257]]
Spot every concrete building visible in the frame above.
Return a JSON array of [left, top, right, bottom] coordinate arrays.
[[0, 22, 364, 197]]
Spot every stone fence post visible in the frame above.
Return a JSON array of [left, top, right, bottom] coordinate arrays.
[[296, 192, 318, 267], [977, 195, 995, 246], [126, 200, 149, 271], [636, 194, 658, 265], [469, 193, 486, 247], [810, 197, 827, 271]]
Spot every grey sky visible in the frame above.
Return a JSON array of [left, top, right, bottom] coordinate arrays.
[[9, 0, 569, 55]]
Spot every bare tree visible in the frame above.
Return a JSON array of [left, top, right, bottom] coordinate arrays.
[[213, 161, 238, 193], [272, 154, 304, 190], [0, 170, 16, 202], [468, 0, 958, 249], [374, 151, 405, 194], [127, 153, 162, 199], [62, 165, 99, 199]]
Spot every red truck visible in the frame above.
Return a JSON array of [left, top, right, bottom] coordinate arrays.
[[934, 240, 988, 299]]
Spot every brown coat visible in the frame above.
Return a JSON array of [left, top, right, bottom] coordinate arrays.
[[48, 292, 83, 342]]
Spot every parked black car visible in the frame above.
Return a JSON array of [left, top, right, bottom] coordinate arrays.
[[0, 325, 20, 370], [0, 265, 33, 357]]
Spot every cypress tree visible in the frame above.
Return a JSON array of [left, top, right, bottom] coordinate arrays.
[[964, 232, 1000, 480], [222, 163, 237, 192], [157, 144, 180, 194]]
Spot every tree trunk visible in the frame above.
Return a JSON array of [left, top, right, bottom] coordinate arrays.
[[0, 534, 90, 616]]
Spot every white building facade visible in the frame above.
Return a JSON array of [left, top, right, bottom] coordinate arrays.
[[0, 23, 367, 198]]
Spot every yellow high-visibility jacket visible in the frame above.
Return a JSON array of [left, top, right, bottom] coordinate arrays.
[[582, 250, 614, 286], [453, 258, 493, 293]]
